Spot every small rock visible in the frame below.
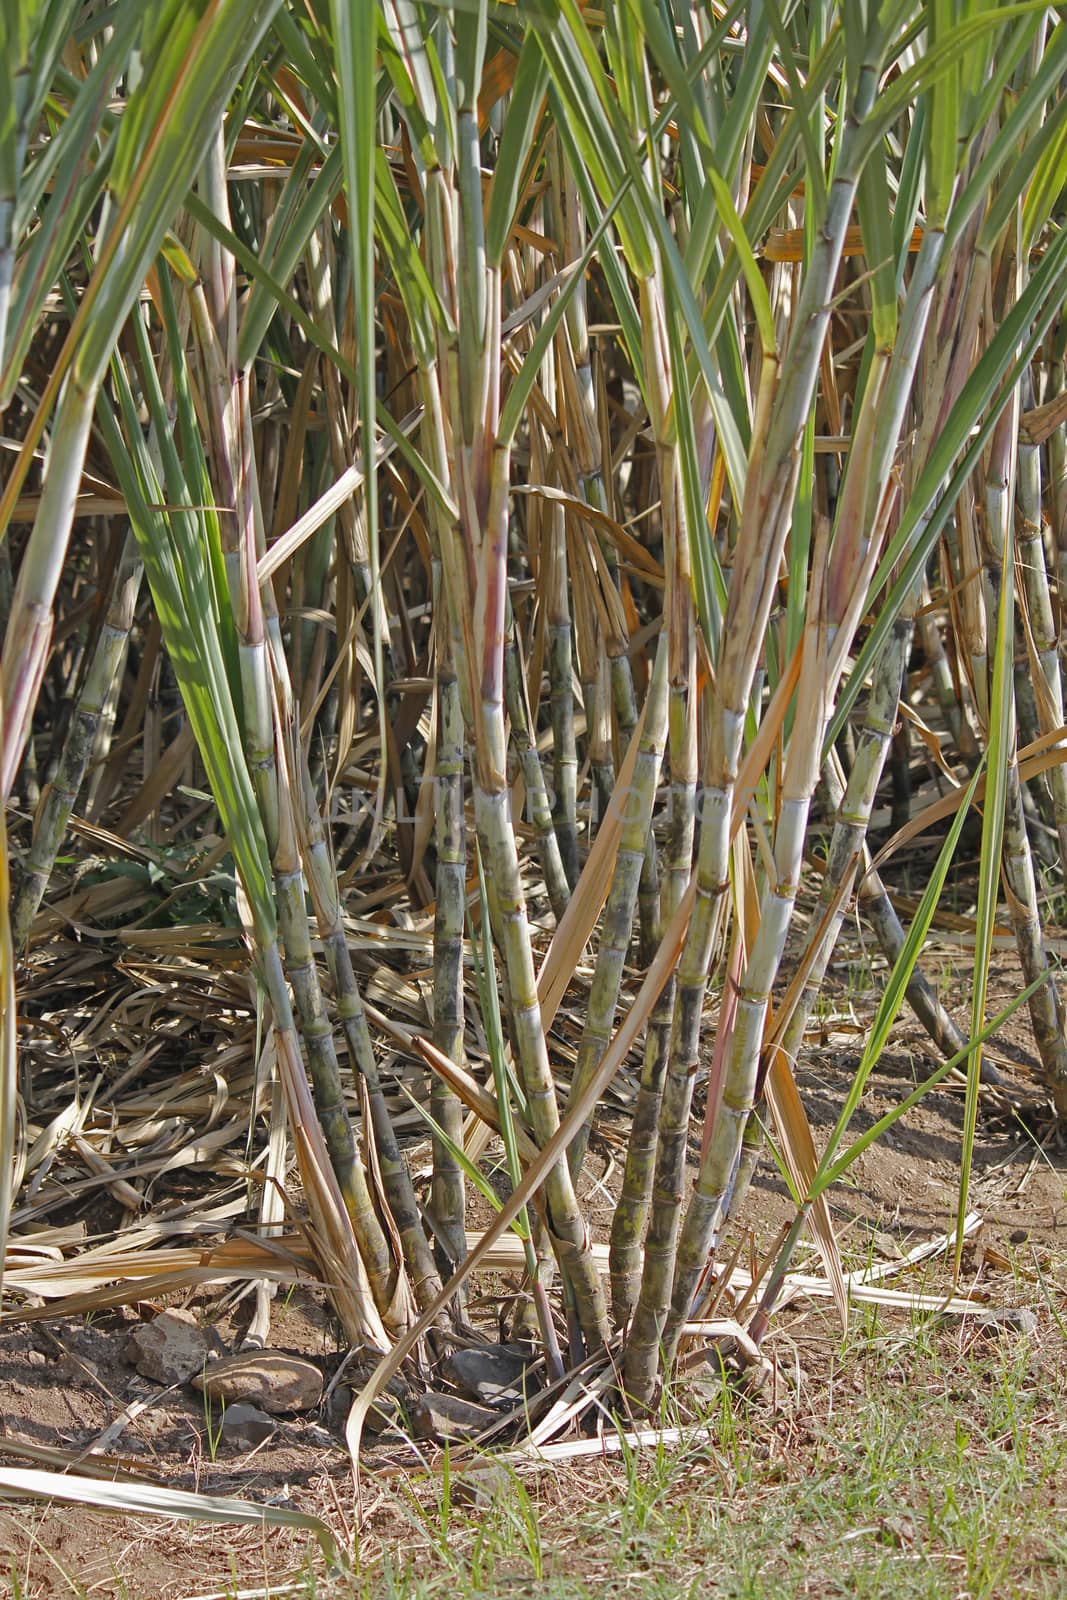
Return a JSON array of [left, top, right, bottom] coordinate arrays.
[[452, 1465, 514, 1507], [331, 1384, 404, 1435], [127, 1310, 213, 1385], [193, 1350, 323, 1414], [328, 1367, 409, 1435], [220, 1403, 277, 1449], [878, 1515, 914, 1548], [441, 1345, 539, 1407], [412, 1390, 499, 1443], [972, 1307, 1039, 1338]]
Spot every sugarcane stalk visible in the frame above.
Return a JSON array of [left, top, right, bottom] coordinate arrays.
[[608, 636, 691, 1327], [660, 579, 829, 1372], [429, 648, 468, 1280], [503, 614, 571, 921], [184, 225, 397, 1314], [471, 436, 610, 1351], [1016, 371, 1067, 875], [617, 262, 703, 1385], [628, 86, 887, 1389], [604, 265, 700, 1330], [668, 180, 952, 1318], [291, 730, 444, 1311], [263, 678, 396, 1310], [547, 515, 580, 888], [982, 377, 1067, 1112], [919, 571, 977, 760], [419, 98, 608, 1346], [261, 946, 391, 1351], [722, 227, 951, 1187], [1047, 343, 1067, 600], [12, 529, 143, 948], [726, 568, 944, 1223], [1, 381, 97, 802], [471, 241, 607, 1347], [566, 637, 668, 1179], [557, 86, 646, 799]]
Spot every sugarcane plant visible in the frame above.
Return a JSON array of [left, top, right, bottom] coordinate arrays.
[[2, 7, 1067, 1526]]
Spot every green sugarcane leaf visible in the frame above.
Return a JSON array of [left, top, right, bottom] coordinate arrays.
[[375, 146, 443, 362], [856, 139, 898, 347], [825, 216, 1067, 753], [978, 93, 1067, 253], [763, 0, 828, 218], [498, 178, 631, 447], [946, 20, 1062, 252], [959, 0, 998, 110], [925, 0, 960, 229], [706, 167, 777, 358], [861, 5, 1055, 163], [1022, 106, 1067, 252], [272, 4, 339, 116], [379, 0, 448, 168], [667, 280, 723, 659], [893, 97, 926, 279], [393, 1081, 530, 1243], [103, 336, 276, 946], [527, 0, 651, 275], [1, 12, 137, 402], [0, 0, 81, 200], [184, 189, 456, 519], [623, 0, 710, 156], [237, 144, 344, 361], [485, 33, 548, 268], [330, 0, 389, 860], [73, 0, 283, 394]]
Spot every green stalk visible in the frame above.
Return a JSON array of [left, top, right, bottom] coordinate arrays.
[[179, 236, 396, 1313], [617, 263, 701, 1379], [981, 385, 1067, 1113], [503, 613, 571, 921], [650, 101, 890, 1384], [473, 465, 609, 1349], [1, 383, 96, 801], [918, 574, 976, 760], [12, 529, 143, 949], [1015, 371, 1067, 875], [727, 573, 922, 1221], [547, 512, 580, 888], [261, 947, 390, 1349], [101, 330, 386, 1350], [1047, 341, 1067, 601], [624, 84, 875, 1397], [471, 849, 565, 1378], [472, 289, 608, 1348], [429, 646, 468, 1281], [608, 632, 691, 1328], [293, 732, 444, 1311], [566, 637, 668, 1178]]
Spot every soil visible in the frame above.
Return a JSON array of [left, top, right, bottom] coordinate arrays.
[[2, 950, 1065, 1597]]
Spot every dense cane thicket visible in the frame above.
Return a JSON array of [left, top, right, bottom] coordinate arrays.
[[1, 0, 1067, 1516]]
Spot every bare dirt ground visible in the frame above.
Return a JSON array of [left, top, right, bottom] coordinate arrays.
[[1, 943, 1065, 1598]]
